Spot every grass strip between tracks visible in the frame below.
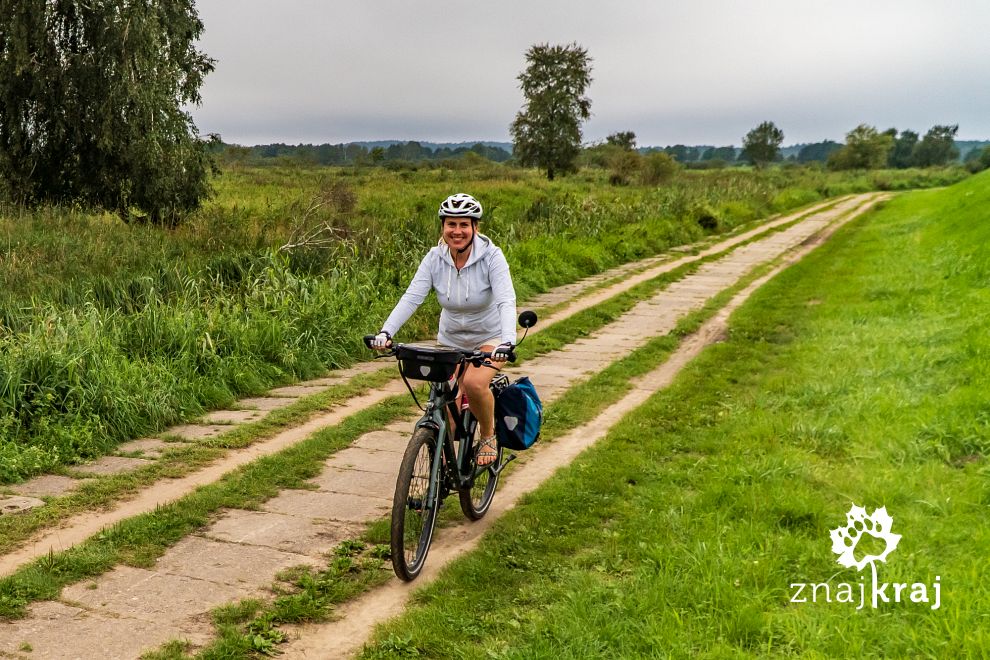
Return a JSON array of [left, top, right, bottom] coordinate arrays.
[[576, 198, 847, 301], [518, 196, 870, 366], [0, 242, 724, 622], [142, 538, 395, 659], [357, 177, 990, 657], [530, 197, 847, 320], [0, 248, 701, 562]]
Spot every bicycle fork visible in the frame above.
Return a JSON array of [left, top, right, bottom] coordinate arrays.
[[413, 408, 450, 515]]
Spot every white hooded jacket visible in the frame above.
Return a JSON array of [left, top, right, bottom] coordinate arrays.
[[382, 233, 517, 351]]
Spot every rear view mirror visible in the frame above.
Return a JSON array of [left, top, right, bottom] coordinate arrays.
[[518, 310, 538, 328]]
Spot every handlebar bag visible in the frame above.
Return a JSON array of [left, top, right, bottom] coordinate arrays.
[[494, 376, 543, 450], [396, 345, 462, 382]]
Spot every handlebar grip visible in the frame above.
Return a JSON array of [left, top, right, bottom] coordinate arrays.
[[485, 349, 516, 363]]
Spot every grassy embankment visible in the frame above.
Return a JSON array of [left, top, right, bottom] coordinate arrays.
[[359, 172, 990, 657], [0, 164, 968, 481]]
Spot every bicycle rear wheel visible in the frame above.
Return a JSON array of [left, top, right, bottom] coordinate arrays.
[[458, 433, 502, 520], [391, 426, 441, 581]]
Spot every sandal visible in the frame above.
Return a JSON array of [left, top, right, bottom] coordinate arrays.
[[476, 434, 499, 467]]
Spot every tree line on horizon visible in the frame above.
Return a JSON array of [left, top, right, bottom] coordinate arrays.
[[215, 130, 989, 171], [593, 123, 982, 168], [217, 140, 514, 167]]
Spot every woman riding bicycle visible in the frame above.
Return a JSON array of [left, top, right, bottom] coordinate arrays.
[[372, 193, 516, 466]]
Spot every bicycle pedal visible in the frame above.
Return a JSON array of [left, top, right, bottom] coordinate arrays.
[[407, 497, 423, 511]]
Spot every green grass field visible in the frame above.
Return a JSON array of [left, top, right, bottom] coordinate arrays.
[[359, 172, 990, 657], [0, 162, 966, 482]]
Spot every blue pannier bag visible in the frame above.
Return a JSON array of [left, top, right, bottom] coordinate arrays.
[[495, 376, 543, 450]]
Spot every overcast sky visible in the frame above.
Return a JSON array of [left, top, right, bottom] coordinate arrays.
[[190, 0, 990, 147]]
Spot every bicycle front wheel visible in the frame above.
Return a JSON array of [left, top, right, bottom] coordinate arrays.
[[459, 436, 502, 520], [391, 426, 441, 581]]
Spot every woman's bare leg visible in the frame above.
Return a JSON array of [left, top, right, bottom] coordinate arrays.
[[459, 346, 501, 464]]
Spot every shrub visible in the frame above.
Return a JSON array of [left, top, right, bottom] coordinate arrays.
[[607, 149, 641, 186], [692, 203, 721, 231], [965, 147, 990, 174], [639, 152, 679, 186]]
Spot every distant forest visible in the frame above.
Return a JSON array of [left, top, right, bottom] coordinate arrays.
[[218, 141, 513, 166], [217, 138, 990, 167]]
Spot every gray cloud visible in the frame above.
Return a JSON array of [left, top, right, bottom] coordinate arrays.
[[191, 0, 990, 146]]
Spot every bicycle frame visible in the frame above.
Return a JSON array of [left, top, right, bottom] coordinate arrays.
[[418, 380, 461, 503], [415, 370, 509, 514]]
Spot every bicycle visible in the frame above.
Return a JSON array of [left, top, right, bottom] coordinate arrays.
[[364, 311, 537, 581]]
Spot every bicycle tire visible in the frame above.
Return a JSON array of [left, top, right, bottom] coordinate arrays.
[[391, 426, 441, 581], [458, 433, 502, 520]]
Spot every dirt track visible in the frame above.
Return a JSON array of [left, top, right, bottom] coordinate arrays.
[[0, 194, 888, 659]]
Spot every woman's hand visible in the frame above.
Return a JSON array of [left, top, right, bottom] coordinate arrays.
[[491, 342, 513, 362], [371, 331, 392, 350]]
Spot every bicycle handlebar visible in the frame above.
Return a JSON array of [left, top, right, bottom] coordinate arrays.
[[362, 335, 516, 364]]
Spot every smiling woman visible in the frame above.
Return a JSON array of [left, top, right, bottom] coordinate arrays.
[[373, 192, 517, 464]]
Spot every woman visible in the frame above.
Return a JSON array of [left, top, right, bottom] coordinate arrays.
[[372, 193, 516, 466]]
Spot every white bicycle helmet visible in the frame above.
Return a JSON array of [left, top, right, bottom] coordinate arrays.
[[438, 193, 483, 219]]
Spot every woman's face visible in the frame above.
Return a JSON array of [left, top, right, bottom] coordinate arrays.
[[442, 217, 475, 252]]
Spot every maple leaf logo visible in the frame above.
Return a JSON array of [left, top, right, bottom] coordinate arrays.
[[829, 504, 901, 571]]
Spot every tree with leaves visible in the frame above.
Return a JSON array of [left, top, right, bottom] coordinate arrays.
[[912, 124, 959, 167], [887, 129, 919, 168], [741, 121, 784, 167], [664, 144, 700, 163], [606, 131, 636, 150], [796, 141, 842, 163], [827, 124, 894, 170], [510, 42, 592, 181], [702, 146, 738, 162], [0, 0, 216, 225], [964, 145, 990, 173]]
